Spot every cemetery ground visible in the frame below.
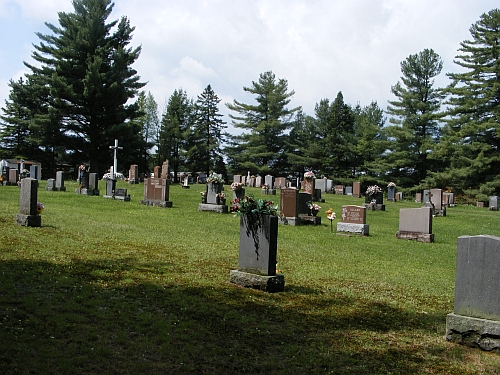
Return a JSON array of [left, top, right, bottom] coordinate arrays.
[[1, 182, 500, 375]]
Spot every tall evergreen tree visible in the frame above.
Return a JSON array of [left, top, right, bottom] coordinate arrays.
[[159, 89, 193, 182], [432, 9, 500, 196], [24, 0, 145, 175], [352, 101, 387, 177], [384, 48, 444, 187], [186, 85, 226, 176], [226, 71, 300, 175], [133, 91, 159, 174]]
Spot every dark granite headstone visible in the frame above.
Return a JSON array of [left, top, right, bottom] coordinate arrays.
[[387, 186, 396, 202], [16, 178, 41, 227], [446, 235, 500, 352]]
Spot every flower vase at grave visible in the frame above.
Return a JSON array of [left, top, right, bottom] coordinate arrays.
[[201, 195, 207, 204], [233, 188, 245, 200]]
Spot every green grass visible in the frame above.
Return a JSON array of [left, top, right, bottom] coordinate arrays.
[[1, 181, 500, 374]]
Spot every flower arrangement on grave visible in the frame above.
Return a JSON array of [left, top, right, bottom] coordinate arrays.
[[325, 208, 336, 232], [231, 182, 243, 191], [304, 171, 315, 180], [307, 201, 321, 216], [36, 202, 44, 215], [20, 169, 30, 179], [200, 191, 207, 203], [365, 185, 382, 196], [231, 195, 278, 219], [387, 182, 396, 187], [206, 172, 224, 184], [78, 164, 86, 172]]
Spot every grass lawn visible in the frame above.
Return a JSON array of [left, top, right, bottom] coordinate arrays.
[[1, 180, 500, 374]]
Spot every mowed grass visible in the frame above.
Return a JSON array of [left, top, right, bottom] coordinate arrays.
[[1, 180, 500, 374]]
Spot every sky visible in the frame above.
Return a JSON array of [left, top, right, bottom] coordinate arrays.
[[0, 0, 498, 134]]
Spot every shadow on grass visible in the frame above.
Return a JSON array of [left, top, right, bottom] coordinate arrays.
[[0, 258, 475, 374]]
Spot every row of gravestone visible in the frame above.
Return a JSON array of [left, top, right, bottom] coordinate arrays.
[[1, 165, 41, 185]]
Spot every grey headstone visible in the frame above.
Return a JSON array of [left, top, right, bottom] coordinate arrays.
[[489, 196, 498, 211], [398, 207, 432, 234], [55, 171, 66, 190], [387, 186, 396, 200], [238, 215, 278, 276], [454, 235, 500, 321], [345, 186, 353, 196], [264, 175, 274, 189]]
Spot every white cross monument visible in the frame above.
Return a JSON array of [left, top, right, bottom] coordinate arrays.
[[109, 139, 123, 179]]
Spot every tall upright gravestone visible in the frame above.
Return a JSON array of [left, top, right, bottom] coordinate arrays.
[[16, 178, 41, 227], [446, 235, 500, 352], [229, 214, 284, 292]]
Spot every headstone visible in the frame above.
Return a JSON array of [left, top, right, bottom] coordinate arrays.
[[302, 178, 314, 195], [326, 179, 333, 193], [430, 188, 446, 216], [128, 164, 139, 184], [396, 207, 434, 243], [9, 169, 18, 185], [489, 196, 498, 211], [29, 165, 40, 180], [229, 214, 284, 292], [88, 173, 99, 194], [416, 193, 422, 203], [334, 185, 344, 195], [443, 192, 454, 207], [198, 182, 228, 213], [45, 179, 56, 191], [345, 186, 353, 196], [279, 188, 313, 226], [265, 175, 274, 190], [249, 177, 255, 187], [337, 205, 369, 236], [153, 166, 160, 178], [422, 190, 435, 215], [161, 159, 169, 179], [446, 235, 500, 352], [206, 182, 223, 204], [55, 171, 66, 191], [395, 192, 403, 201], [141, 177, 172, 207], [114, 188, 131, 201], [477, 201, 484, 208], [182, 176, 190, 189], [387, 186, 396, 202], [275, 177, 286, 189], [255, 176, 262, 188], [233, 175, 242, 183], [352, 182, 361, 198], [241, 176, 246, 186], [315, 178, 327, 193], [16, 178, 41, 227], [103, 179, 116, 198], [1, 166, 9, 185]]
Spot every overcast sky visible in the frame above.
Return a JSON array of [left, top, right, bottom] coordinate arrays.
[[0, 0, 498, 133]]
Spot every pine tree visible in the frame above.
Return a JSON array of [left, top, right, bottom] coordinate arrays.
[[186, 85, 226, 176], [352, 101, 387, 178], [226, 71, 300, 175], [384, 48, 444, 187], [159, 89, 193, 182], [433, 9, 500, 196], [23, 0, 145, 175]]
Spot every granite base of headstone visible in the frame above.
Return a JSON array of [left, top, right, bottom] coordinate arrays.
[[298, 214, 322, 225], [362, 203, 386, 211], [229, 215, 284, 293], [198, 203, 228, 213], [113, 188, 131, 201], [446, 235, 500, 353], [396, 207, 434, 243], [16, 178, 41, 227], [336, 205, 369, 236]]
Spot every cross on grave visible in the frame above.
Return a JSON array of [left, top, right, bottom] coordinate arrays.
[[109, 139, 123, 179]]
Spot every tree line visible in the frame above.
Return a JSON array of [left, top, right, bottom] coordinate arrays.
[[0, 0, 499, 200]]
